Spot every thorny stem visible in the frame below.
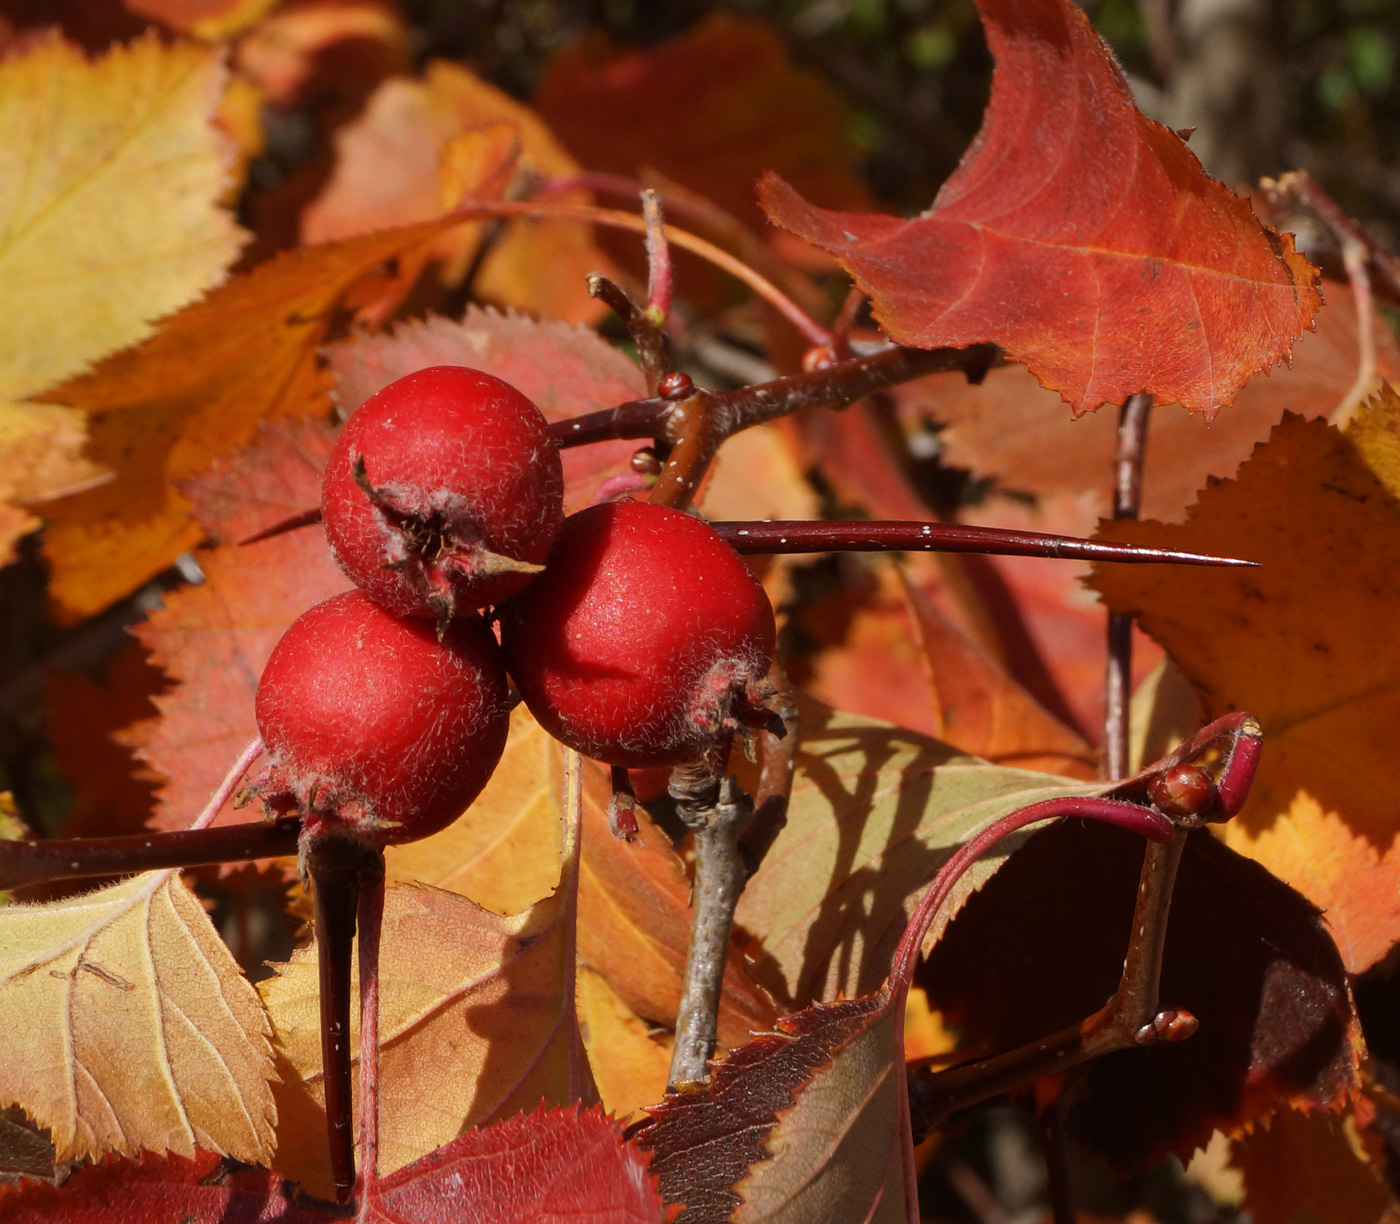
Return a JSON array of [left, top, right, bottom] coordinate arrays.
[[905, 830, 1188, 1131], [550, 343, 997, 451], [355, 853, 386, 1210], [667, 765, 753, 1088], [711, 519, 1253, 568], [903, 709, 1263, 1137], [1104, 392, 1152, 782]]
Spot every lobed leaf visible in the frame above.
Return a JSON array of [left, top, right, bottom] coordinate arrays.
[[760, 0, 1320, 416], [1091, 404, 1400, 973], [0, 871, 276, 1164]]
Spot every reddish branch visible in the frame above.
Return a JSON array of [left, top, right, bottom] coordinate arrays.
[[905, 711, 1262, 1136], [1104, 392, 1153, 780]]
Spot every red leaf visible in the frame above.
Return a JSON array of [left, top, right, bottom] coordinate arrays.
[[362, 1104, 665, 1224], [0, 1108, 664, 1222], [759, 0, 1320, 416]]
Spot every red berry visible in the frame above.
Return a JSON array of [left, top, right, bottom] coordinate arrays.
[[250, 589, 509, 845], [500, 501, 779, 768], [321, 366, 564, 630]]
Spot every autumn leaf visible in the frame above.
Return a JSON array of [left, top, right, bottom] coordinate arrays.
[[636, 989, 907, 1224], [0, 870, 276, 1164], [304, 59, 616, 324], [1228, 1105, 1398, 1224], [0, 1107, 666, 1223], [536, 12, 871, 232], [802, 559, 1096, 777], [383, 705, 567, 915], [325, 307, 646, 510], [39, 214, 474, 622], [922, 820, 1360, 1166], [893, 279, 1400, 522], [123, 0, 276, 41], [576, 965, 673, 1121], [1090, 407, 1400, 972], [262, 777, 596, 1197], [124, 421, 345, 842], [0, 402, 109, 567], [0, 33, 245, 402], [760, 0, 1320, 416], [731, 700, 1110, 1009]]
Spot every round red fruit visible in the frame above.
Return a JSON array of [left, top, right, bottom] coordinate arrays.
[[501, 501, 778, 768], [251, 589, 509, 845], [321, 365, 564, 628]]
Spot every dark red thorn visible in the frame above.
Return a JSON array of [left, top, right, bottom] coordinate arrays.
[[0, 818, 302, 891], [240, 507, 324, 545], [707, 520, 1256, 567]]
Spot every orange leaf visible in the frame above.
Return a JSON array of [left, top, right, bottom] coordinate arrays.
[[303, 60, 615, 324], [1090, 406, 1400, 972], [760, 0, 1320, 415], [39, 216, 471, 621]]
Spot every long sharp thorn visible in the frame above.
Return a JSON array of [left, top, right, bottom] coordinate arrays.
[[709, 520, 1257, 567]]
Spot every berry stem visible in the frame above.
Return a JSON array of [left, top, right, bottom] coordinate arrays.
[[1104, 391, 1153, 781], [710, 518, 1254, 568], [304, 834, 374, 1203], [356, 851, 386, 1208], [666, 765, 753, 1089]]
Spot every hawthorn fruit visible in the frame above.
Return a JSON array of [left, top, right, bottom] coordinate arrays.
[[321, 365, 564, 632], [248, 588, 510, 845], [501, 500, 779, 768]]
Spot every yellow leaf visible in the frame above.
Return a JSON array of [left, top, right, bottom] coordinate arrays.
[[732, 700, 1109, 1007], [383, 705, 565, 915], [0, 870, 276, 1164], [0, 33, 245, 401], [262, 758, 597, 1198], [576, 965, 672, 1122], [303, 59, 615, 324], [1091, 410, 1400, 972], [39, 215, 473, 621]]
